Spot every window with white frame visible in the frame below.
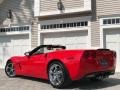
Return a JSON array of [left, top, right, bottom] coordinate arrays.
[[103, 18, 120, 25], [0, 26, 30, 32], [41, 21, 88, 30]]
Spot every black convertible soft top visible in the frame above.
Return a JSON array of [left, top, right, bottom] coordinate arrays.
[[40, 45, 66, 49], [29, 45, 66, 55]]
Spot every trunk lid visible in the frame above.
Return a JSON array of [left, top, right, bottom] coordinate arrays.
[[95, 49, 116, 67], [83, 49, 116, 69]]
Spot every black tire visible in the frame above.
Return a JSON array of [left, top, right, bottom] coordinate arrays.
[[48, 61, 71, 88], [5, 61, 16, 77]]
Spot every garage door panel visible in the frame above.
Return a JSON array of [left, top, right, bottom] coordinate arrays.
[[12, 35, 30, 45], [43, 31, 88, 49], [2, 46, 13, 67], [105, 29, 120, 43], [67, 43, 87, 49], [0, 38, 12, 46], [0, 46, 3, 68], [3, 46, 13, 57], [117, 47, 120, 72], [106, 42, 118, 51], [13, 46, 22, 56], [44, 37, 63, 45], [64, 36, 87, 44], [0, 35, 29, 46], [106, 35, 119, 42], [21, 45, 31, 55], [0, 34, 30, 68], [44, 37, 87, 45], [104, 29, 120, 72]]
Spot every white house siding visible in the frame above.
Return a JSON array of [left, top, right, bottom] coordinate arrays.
[[0, 0, 34, 25], [97, 0, 120, 16], [34, 0, 91, 17], [40, 0, 84, 12], [31, 18, 38, 48], [91, 20, 100, 47]]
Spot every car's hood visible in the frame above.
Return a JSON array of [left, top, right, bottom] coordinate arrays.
[[9, 56, 25, 62], [11, 56, 25, 59]]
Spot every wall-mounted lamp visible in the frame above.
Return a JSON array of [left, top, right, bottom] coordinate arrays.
[[57, 0, 64, 11], [7, 10, 13, 19]]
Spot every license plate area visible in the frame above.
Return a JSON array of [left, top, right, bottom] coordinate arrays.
[[99, 59, 108, 66]]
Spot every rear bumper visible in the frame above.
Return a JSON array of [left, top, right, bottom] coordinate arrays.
[[69, 62, 116, 81], [85, 70, 115, 78], [71, 69, 115, 81], [67, 50, 116, 81]]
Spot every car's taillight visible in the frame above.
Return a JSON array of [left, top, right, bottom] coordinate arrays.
[[84, 51, 96, 59], [113, 51, 116, 58]]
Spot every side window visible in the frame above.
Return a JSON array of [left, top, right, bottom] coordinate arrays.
[[32, 48, 44, 55], [44, 48, 54, 53]]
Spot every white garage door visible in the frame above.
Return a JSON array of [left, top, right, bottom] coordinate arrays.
[[104, 29, 120, 72], [42, 31, 88, 49], [0, 34, 30, 68]]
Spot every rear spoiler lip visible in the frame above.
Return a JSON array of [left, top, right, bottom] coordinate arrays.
[[97, 48, 110, 51]]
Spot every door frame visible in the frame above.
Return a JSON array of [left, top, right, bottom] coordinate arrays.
[[100, 17, 120, 48]]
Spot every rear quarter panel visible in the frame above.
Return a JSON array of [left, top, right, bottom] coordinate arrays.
[[45, 50, 85, 80], [45, 49, 116, 80]]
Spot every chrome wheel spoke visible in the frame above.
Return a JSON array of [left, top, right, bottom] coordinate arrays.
[[49, 64, 64, 86], [6, 62, 15, 77]]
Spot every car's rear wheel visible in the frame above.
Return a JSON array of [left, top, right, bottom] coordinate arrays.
[[48, 61, 71, 88], [5, 61, 16, 77]]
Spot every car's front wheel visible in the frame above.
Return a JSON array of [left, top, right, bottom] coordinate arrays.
[[48, 61, 70, 88], [5, 61, 16, 77]]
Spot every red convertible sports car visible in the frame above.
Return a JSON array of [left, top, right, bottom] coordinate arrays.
[[5, 45, 116, 88]]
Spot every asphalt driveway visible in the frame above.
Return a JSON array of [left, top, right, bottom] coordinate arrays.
[[0, 69, 120, 90]]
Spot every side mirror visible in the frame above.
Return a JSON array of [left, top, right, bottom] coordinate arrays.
[[24, 52, 30, 56]]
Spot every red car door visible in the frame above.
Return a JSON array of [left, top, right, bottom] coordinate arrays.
[[19, 56, 30, 76], [20, 53, 46, 78], [28, 53, 46, 78]]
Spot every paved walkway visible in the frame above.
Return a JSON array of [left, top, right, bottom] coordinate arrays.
[[0, 69, 120, 90]]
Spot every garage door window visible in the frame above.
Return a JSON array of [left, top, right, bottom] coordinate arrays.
[[0, 26, 30, 32], [103, 18, 120, 25], [41, 21, 88, 30]]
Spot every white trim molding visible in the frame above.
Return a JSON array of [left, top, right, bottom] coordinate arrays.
[[39, 16, 91, 25], [84, 0, 91, 10], [34, 0, 40, 16]]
